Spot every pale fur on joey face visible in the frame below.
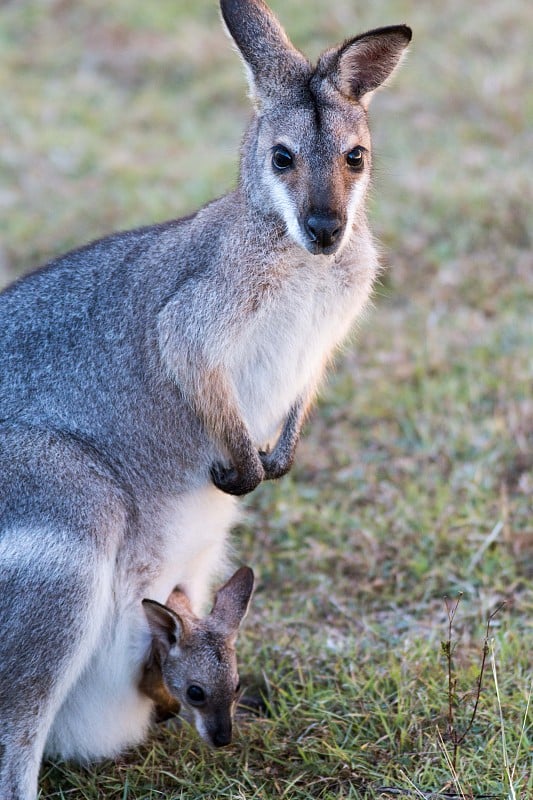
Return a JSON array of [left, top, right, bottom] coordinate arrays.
[[258, 84, 372, 257], [162, 629, 241, 748]]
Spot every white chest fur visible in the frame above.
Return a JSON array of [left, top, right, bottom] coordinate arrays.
[[233, 242, 377, 445]]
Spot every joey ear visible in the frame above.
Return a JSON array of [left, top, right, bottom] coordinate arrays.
[[142, 599, 184, 658], [210, 566, 255, 635], [220, 0, 309, 105], [165, 587, 195, 620], [324, 25, 412, 109]]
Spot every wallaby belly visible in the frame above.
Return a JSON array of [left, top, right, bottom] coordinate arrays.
[[45, 612, 153, 761], [144, 485, 238, 614]]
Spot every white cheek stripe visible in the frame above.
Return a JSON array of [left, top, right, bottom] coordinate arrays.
[[264, 172, 308, 249], [193, 709, 210, 743], [338, 176, 369, 252], [265, 170, 369, 255]]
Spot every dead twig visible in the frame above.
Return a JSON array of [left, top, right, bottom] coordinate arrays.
[[441, 596, 506, 771]]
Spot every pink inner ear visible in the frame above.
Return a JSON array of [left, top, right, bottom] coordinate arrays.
[[165, 588, 195, 619], [336, 27, 411, 102], [339, 46, 394, 98]]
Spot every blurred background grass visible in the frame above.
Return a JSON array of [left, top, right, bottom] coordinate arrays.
[[0, 1, 531, 797]]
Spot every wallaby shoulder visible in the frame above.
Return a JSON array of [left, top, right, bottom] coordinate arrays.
[[0, 212, 197, 303], [0, 198, 235, 490]]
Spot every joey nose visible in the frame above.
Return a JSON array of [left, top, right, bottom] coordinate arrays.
[[212, 728, 232, 747], [304, 213, 342, 249]]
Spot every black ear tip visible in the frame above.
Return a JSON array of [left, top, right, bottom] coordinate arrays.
[[375, 24, 412, 45], [401, 25, 413, 44], [239, 565, 255, 591], [220, 0, 252, 29]]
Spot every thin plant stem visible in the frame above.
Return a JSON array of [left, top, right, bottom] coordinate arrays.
[[490, 640, 516, 800], [510, 677, 532, 783], [455, 603, 505, 747]]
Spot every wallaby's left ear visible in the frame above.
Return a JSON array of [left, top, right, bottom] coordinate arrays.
[[142, 598, 184, 658], [210, 566, 255, 635], [322, 25, 412, 109]]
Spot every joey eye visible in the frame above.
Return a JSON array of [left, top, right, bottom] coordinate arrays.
[[272, 145, 294, 171], [346, 147, 365, 171], [186, 685, 206, 705]]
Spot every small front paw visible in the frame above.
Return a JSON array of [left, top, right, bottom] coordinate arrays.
[[259, 449, 294, 481], [210, 461, 264, 496]]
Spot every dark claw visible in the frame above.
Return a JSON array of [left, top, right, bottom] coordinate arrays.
[[210, 461, 263, 496], [259, 449, 294, 481]]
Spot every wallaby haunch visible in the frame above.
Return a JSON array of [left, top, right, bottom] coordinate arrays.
[[0, 1, 411, 797], [140, 566, 254, 747]]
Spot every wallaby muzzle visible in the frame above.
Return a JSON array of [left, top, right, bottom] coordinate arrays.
[[209, 719, 233, 748], [303, 211, 344, 255]]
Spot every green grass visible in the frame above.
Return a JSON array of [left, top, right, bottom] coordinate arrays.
[[1, 0, 531, 798]]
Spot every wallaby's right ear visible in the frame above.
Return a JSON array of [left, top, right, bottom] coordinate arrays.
[[220, 0, 309, 106], [210, 566, 255, 636], [142, 598, 184, 658]]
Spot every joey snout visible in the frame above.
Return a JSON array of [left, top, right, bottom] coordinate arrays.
[[209, 719, 233, 748], [187, 706, 234, 748]]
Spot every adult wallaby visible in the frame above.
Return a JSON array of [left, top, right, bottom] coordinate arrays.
[[139, 566, 254, 747], [0, 0, 411, 797]]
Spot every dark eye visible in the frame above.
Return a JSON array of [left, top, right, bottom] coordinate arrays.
[[186, 685, 206, 705], [272, 145, 294, 171], [346, 147, 365, 171], [235, 681, 241, 695]]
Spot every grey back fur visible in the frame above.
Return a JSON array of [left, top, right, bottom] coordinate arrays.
[[0, 1, 411, 798]]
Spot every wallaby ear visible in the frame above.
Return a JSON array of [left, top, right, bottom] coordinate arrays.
[[210, 566, 255, 636], [142, 598, 184, 658], [323, 25, 412, 109], [220, 0, 309, 105], [165, 587, 195, 621]]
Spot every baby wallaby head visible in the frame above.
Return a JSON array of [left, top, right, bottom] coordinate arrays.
[[141, 566, 254, 747]]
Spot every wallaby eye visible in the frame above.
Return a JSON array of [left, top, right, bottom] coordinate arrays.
[[235, 681, 241, 695], [346, 147, 365, 171], [186, 685, 206, 705], [272, 145, 294, 171]]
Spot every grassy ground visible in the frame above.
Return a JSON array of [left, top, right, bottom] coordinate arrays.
[[1, 0, 531, 798]]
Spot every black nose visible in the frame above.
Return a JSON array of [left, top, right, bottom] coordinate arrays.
[[304, 212, 342, 249], [212, 727, 232, 748]]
